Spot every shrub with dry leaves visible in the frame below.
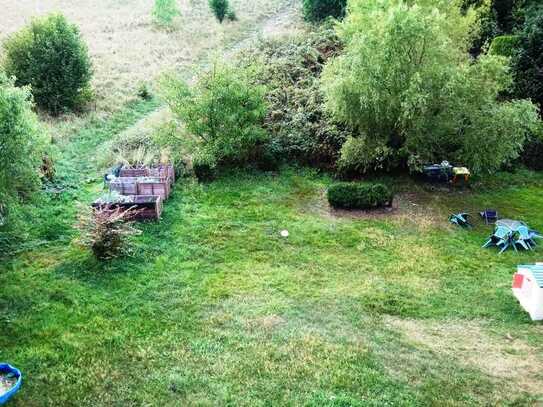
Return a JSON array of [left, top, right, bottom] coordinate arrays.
[[75, 205, 141, 260]]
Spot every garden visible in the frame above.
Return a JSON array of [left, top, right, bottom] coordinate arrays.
[[1, 0, 543, 405]]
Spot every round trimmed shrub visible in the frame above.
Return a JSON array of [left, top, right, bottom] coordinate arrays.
[[327, 182, 393, 210], [303, 0, 347, 22], [2, 13, 92, 115]]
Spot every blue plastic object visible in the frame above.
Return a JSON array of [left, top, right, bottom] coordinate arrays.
[[0, 364, 22, 405], [449, 213, 472, 228]]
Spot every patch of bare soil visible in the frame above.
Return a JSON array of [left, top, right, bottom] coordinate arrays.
[[386, 317, 543, 396], [247, 314, 286, 331], [304, 188, 443, 227]]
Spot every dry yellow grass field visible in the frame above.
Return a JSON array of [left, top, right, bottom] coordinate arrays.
[[0, 0, 300, 114]]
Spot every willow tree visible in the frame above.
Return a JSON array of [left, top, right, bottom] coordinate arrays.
[[322, 0, 540, 174]]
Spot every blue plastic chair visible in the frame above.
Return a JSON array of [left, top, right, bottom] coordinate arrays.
[[0, 364, 22, 405], [449, 213, 472, 228], [516, 226, 534, 250], [483, 226, 513, 253]]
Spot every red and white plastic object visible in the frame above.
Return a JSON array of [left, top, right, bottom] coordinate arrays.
[[512, 263, 543, 321]]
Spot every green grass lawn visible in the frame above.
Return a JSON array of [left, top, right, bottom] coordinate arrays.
[[2, 100, 543, 405]]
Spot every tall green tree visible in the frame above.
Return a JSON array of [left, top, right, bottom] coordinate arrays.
[[322, 0, 540, 174], [0, 72, 45, 225], [513, 5, 543, 113]]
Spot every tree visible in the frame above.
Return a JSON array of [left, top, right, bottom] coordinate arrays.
[[302, 0, 347, 22], [209, 0, 229, 23], [161, 63, 268, 168], [153, 0, 181, 28], [513, 5, 543, 113], [2, 13, 92, 115], [322, 0, 540, 174], [0, 72, 45, 224]]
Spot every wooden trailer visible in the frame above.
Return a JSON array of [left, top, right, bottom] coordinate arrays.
[[108, 176, 171, 200], [118, 164, 175, 186]]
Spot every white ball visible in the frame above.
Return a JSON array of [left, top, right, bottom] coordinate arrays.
[[280, 230, 289, 238]]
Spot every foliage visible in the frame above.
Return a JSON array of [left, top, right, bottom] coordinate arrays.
[[75, 204, 141, 260], [209, 0, 229, 23], [153, 0, 181, 28], [489, 34, 520, 56], [327, 182, 393, 209], [337, 136, 399, 178], [2, 14, 92, 115], [513, 5, 543, 114], [0, 73, 45, 226], [322, 0, 541, 174], [192, 150, 217, 181], [40, 154, 56, 181], [302, 0, 347, 22], [99, 117, 186, 175], [226, 8, 237, 21], [463, 0, 540, 55], [468, 0, 499, 54], [520, 131, 543, 170], [237, 26, 347, 169], [161, 63, 268, 169], [137, 82, 153, 100]]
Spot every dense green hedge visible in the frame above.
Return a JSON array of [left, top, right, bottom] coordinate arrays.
[[489, 35, 520, 57], [327, 182, 393, 210]]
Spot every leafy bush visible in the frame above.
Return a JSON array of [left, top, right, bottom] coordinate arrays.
[[226, 8, 237, 22], [327, 182, 393, 210], [513, 5, 543, 114], [161, 63, 268, 170], [520, 133, 543, 170], [192, 150, 217, 181], [489, 34, 520, 56], [322, 0, 540, 175], [136, 82, 152, 100], [0, 72, 45, 223], [209, 0, 229, 23], [2, 14, 92, 115], [75, 205, 141, 261], [302, 0, 347, 22], [337, 136, 399, 178], [237, 26, 347, 169], [153, 0, 181, 28]]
